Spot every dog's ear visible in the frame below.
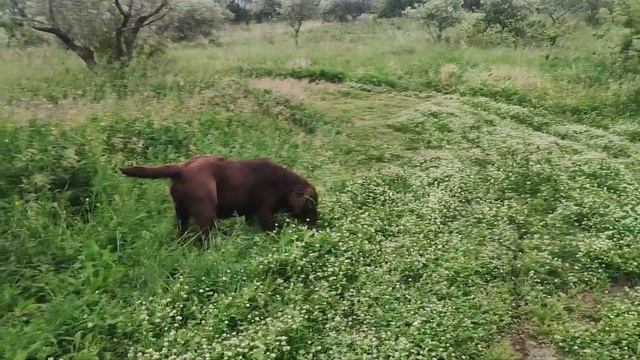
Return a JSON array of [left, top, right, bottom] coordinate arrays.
[[288, 186, 317, 214]]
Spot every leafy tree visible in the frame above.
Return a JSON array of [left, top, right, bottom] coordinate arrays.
[[618, 0, 639, 62], [8, 0, 170, 68], [322, 0, 372, 22], [227, 0, 252, 24], [0, 0, 16, 40], [530, 0, 615, 45], [533, 0, 615, 26], [534, 0, 584, 25], [616, 0, 640, 109], [155, 0, 230, 41], [529, 0, 584, 45], [462, 0, 480, 11], [478, 0, 532, 38], [583, 0, 614, 25], [404, 0, 463, 41], [377, 0, 420, 18], [253, 0, 281, 22], [282, 0, 319, 46]]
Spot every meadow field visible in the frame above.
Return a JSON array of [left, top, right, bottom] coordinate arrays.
[[1, 18, 640, 359]]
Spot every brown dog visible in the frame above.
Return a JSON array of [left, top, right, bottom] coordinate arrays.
[[120, 155, 318, 243]]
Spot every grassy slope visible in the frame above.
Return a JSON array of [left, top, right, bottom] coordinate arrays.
[[1, 20, 639, 359]]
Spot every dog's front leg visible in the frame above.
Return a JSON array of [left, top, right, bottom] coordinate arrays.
[[245, 214, 258, 227], [258, 208, 276, 232]]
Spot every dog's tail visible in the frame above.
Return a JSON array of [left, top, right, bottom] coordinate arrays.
[[120, 164, 182, 179]]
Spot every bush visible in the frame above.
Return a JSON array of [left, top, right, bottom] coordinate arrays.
[[289, 67, 347, 82], [477, 0, 532, 39], [227, 1, 253, 24], [377, 0, 421, 18], [253, 0, 282, 22], [584, 0, 615, 25], [155, 0, 231, 42], [618, 0, 640, 62], [616, 0, 640, 110], [403, 0, 464, 42], [466, 24, 518, 47], [322, 0, 373, 22]]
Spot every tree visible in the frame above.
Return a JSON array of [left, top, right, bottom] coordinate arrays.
[[0, 0, 17, 40], [8, 0, 170, 68], [534, 0, 580, 25], [322, 0, 372, 22], [583, 0, 614, 25], [530, 0, 585, 45], [377, 0, 420, 18], [404, 0, 463, 41], [478, 0, 532, 38], [533, 0, 616, 26], [462, 0, 481, 11], [282, 0, 319, 47], [618, 0, 639, 61], [112, 0, 169, 64], [155, 0, 230, 41], [253, 0, 281, 22], [613, 0, 640, 108], [226, 0, 252, 24]]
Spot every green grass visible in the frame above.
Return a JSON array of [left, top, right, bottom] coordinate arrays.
[[1, 19, 640, 359]]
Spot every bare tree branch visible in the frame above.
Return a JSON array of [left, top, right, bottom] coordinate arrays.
[[30, 23, 96, 67], [139, 0, 169, 23], [115, 0, 169, 33], [114, 0, 130, 17], [556, 8, 572, 20], [31, 25, 61, 34], [117, 10, 168, 33], [9, 0, 171, 67], [9, 0, 97, 67], [115, 0, 131, 32]]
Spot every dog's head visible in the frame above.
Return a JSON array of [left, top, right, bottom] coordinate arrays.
[[288, 185, 318, 226]]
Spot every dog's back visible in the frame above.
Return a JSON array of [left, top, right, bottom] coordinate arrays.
[[210, 158, 309, 218]]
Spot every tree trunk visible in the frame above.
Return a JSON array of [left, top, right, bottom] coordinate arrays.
[[436, 27, 443, 42], [294, 28, 300, 47], [111, 0, 169, 66], [113, 30, 125, 64], [32, 25, 96, 69], [75, 47, 97, 68], [123, 29, 141, 62], [111, 27, 141, 66]]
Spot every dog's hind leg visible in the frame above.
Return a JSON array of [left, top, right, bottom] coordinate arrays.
[[192, 183, 218, 250], [194, 205, 216, 249], [175, 203, 190, 236]]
